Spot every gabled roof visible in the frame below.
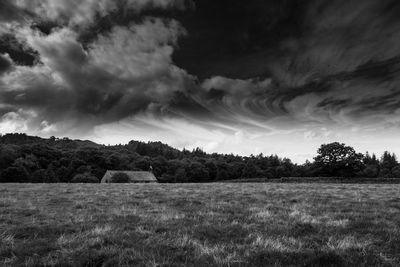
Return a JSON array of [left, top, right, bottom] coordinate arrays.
[[101, 170, 157, 183]]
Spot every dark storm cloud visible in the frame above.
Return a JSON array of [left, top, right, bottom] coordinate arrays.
[[1, 0, 400, 136], [167, 0, 400, 129], [0, 34, 38, 66], [0, 0, 33, 22], [171, 0, 400, 82], [172, 0, 308, 79], [0, 1, 193, 134], [0, 54, 12, 74]]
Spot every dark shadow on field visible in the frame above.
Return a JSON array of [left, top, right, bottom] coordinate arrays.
[[193, 224, 250, 244], [249, 250, 346, 267], [248, 250, 387, 267], [9, 224, 81, 239], [289, 222, 319, 237]]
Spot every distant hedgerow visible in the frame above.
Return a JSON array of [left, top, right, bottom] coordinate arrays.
[[71, 173, 99, 183]]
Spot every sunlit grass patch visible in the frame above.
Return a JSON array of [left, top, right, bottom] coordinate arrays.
[[289, 205, 350, 228], [0, 231, 14, 243], [250, 206, 274, 221], [175, 233, 243, 265], [91, 224, 113, 236], [289, 208, 321, 225], [325, 218, 350, 227], [158, 211, 186, 221], [251, 234, 303, 252], [326, 235, 372, 251]]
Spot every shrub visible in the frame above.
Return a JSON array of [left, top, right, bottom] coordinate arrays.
[[71, 173, 99, 183], [216, 169, 229, 180], [31, 169, 46, 183], [174, 168, 187, 182], [362, 164, 379, 178], [392, 166, 400, 178], [0, 166, 29, 182], [110, 172, 130, 183]]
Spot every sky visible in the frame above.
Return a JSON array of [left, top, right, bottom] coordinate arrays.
[[1, 0, 400, 163]]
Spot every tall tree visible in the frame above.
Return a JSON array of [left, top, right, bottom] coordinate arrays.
[[314, 142, 364, 177]]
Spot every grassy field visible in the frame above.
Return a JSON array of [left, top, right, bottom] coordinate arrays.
[[1, 183, 400, 266]]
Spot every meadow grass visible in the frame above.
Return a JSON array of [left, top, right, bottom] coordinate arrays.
[[0, 183, 400, 266]]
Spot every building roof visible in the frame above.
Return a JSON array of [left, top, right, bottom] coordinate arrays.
[[101, 170, 157, 183]]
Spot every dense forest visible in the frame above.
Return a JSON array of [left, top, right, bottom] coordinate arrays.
[[0, 133, 400, 183]]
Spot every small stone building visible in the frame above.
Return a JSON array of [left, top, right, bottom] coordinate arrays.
[[101, 170, 157, 183]]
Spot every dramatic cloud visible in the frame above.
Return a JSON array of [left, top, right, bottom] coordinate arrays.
[[1, 0, 400, 161], [0, 19, 190, 134], [175, 0, 400, 131], [8, 0, 187, 25], [0, 54, 12, 74]]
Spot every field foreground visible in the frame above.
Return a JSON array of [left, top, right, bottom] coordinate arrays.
[[1, 183, 400, 266]]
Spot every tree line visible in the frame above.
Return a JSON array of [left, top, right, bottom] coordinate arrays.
[[0, 133, 399, 183]]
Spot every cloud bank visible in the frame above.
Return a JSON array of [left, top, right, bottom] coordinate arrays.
[[1, 0, 400, 161], [0, 1, 191, 135]]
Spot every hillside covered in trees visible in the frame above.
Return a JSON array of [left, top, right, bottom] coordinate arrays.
[[0, 133, 400, 183]]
